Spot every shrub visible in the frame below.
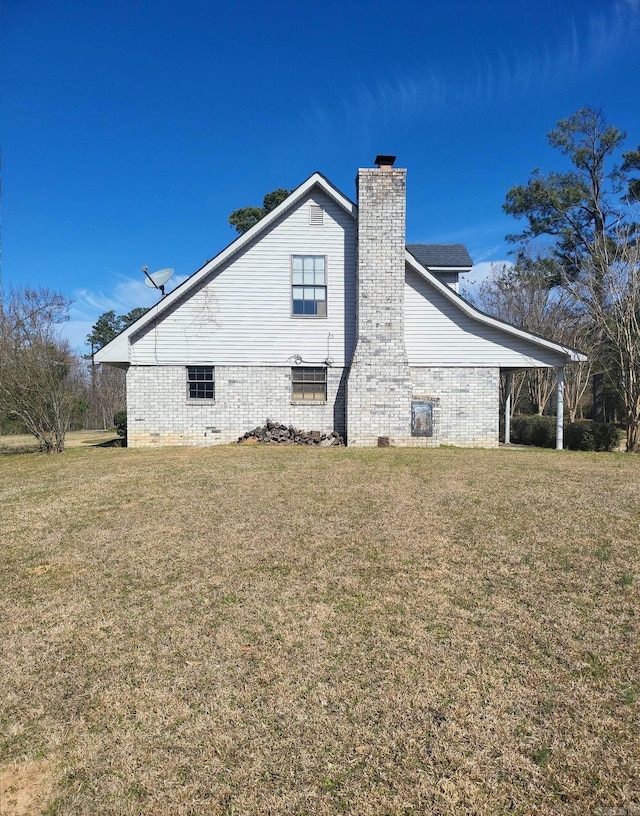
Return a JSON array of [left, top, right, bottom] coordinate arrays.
[[564, 421, 620, 452], [593, 423, 621, 451], [113, 410, 127, 442], [510, 415, 557, 448], [510, 416, 620, 451]]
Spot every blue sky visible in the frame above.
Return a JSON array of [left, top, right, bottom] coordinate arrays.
[[2, 0, 639, 350]]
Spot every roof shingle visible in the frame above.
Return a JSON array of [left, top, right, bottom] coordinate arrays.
[[406, 243, 473, 268]]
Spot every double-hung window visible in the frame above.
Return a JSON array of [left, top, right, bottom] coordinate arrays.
[[291, 367, 327, 403], [292, 255, 326, 316], [187, 366, 215, 399]]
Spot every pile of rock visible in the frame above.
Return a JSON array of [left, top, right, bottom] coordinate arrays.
[[238, 419, 344, 446]]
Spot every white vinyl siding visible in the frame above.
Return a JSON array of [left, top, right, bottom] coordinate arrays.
[[430, 270, 459, 292], [309, 204, 324, 225], [404, 267, 568, 368], [129, 190, 355, 367]]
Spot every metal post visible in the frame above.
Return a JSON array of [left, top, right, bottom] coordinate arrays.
[[504, 371, 513, 445], [556, 367, 564, 450], [90, 342, 96, 429]]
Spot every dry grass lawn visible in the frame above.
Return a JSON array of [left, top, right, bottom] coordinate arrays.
[[0, 444, 638, 815], [0, 430, 118, 454]]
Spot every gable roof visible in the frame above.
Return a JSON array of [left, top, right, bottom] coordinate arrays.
[[95, 172, 355, 363], [407, 243, 472, 269], [95, 171, 585, 365], [404, 251, 586, 363]]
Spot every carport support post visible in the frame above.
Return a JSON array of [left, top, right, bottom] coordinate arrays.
[[556, 367, 565, 450], [504, 371, 513, 444]]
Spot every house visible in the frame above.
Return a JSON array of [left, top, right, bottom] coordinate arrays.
[[95, 156, 584, 449]]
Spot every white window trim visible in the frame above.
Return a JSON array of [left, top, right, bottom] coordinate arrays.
[[290, 254, 328, 319]]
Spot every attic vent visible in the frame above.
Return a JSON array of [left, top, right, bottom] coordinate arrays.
[[309, 204, 324, 225]]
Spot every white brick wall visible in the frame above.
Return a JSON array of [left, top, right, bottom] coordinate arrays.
[[126, 365, 346, 447], [125, 364, 498, 448], [410, 367, 499, 447], [347, 166, 413, 446]]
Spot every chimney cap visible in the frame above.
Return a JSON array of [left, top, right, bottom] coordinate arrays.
[[374, 154, 396, 168]]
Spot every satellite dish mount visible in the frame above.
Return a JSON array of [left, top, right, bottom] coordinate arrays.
[[142, 266, 174, 298]]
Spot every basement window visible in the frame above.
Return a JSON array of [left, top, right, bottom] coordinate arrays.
[[291, 367, 326, 403], [187, 366, 215, 400], [292, 255, 327, 317]]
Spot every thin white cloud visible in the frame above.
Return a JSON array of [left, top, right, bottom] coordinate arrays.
[[308, 1, 638, 134], [470, 244, 509, 265], [64, 273, 188, 352], [62, 319, 98, 354], [416, 219, 511, 265]]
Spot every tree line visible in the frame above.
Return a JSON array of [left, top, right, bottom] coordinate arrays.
[[2, 108, 639, 451], [467, 107, 640, 451]]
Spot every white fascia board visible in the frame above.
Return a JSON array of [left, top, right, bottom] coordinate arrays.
[[94, 173, 356, 364], [94, 332, 131, 364], [406, 251, 587, 363], [430, 266, 472, 272]]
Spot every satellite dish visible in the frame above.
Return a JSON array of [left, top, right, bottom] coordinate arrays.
[[142, 266, 174, 297]]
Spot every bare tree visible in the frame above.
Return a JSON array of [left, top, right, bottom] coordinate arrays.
[[500, 370, 526, 418], [88, 364, 126, 430], [470, 263, 591, 420], [562, 322, 594, 422], [0, 287, 80, 452], [562, 234, 640, 450]]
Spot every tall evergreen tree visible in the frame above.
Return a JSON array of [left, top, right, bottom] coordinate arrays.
[[228, 188, 291, 235], [86, 307, 149, 351]]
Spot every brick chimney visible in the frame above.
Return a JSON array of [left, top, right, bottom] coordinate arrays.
[[346, 156, 412, 445]]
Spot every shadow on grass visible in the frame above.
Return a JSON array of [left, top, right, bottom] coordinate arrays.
[[92, 438, 124, 448]]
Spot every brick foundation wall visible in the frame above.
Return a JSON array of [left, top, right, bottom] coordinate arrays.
[[125, 364, 498, 448], [126, 365, 346, 447]]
